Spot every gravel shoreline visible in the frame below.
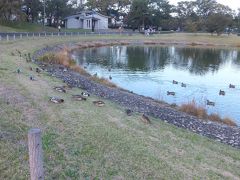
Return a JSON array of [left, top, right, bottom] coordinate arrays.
[[33, 41, 240, 149]]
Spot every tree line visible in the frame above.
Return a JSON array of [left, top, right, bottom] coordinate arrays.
[[0, 0, 240, 34]]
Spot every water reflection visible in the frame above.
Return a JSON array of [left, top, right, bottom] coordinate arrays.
[[72, 45, 240, 124]]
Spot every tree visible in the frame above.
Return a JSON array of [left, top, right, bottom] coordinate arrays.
[[126, 0, 151, 30], [23, 0, 42, 22], [206, 13, 232, 35], [175, 1, 197, 30], [86, 0, 130, 16], [0, 0, 23, 21], [45, 0, 73, 26], [149, 0, 173, 29]]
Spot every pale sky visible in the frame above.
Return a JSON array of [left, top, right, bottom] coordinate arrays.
[[168, 0, 240, 11]]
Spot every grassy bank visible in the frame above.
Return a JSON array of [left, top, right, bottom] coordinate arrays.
[[0, 21, 90, 33], [0, 34, 240, 179]]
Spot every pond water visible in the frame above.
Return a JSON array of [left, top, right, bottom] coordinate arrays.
[[71, 45, 240, 125]]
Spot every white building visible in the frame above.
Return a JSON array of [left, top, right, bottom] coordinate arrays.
[[64, 11, 109, 30]]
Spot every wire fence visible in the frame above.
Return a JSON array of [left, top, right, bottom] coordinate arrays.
[[0, 31, 136, 41]]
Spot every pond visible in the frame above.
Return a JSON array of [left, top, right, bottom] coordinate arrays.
[[71, 45, 240, 125]]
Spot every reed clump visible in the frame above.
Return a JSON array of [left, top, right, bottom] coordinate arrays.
[[90, 76, 117, 88], [180, 101, 237, 127], [179, 100, 207, 119], [39, 49, 117, 88]]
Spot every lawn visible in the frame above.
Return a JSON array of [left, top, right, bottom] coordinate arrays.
[[0, 21, 91, 33], [0, 34, 240, 179]]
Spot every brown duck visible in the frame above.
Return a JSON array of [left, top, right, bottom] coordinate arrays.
[[141, 114, 151, 124], [93, 100, 105, 107], [49, 97, 64, 104]]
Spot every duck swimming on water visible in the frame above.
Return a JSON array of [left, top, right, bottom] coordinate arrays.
[[219, 90, 225, 96], [167, 91, 175, 96], [229, 84, 235, 88], [207, 100, 215, 106], [172, 80, 178, 84], [181, 83, 186, 87]]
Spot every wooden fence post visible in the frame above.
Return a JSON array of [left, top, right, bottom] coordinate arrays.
[[28, 128, 44, 180]]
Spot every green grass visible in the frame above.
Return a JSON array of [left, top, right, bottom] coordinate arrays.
[[0, 21, 57, 32], [0, 34, 240, 179], [0, 21, 92, 33]]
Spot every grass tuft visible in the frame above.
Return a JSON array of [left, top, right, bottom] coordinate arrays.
[[179, 100, 207, 119], [222, 117, 237, 127], [180, 101, 237, 127], [90, 76, 117, 88], [38, 49, 117, 88], [69, 65, 91, 76]]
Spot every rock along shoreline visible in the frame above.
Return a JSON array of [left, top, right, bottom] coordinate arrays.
[[33, 40, 240, 149]]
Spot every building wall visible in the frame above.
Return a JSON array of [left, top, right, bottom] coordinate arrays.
[[66, 13, 108, 30], [66, 17, 81, 29], [95, 14, 108, 29]]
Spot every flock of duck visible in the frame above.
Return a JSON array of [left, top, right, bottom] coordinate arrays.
[[167, 80, 237, 106], [49, 86, 105, 107], [14, 49, 151, 124]]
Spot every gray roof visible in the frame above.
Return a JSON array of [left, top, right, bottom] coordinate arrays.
[[64, 10, 109, 20]]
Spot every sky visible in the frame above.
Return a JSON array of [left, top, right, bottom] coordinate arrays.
[[168, 0, 240, 11]]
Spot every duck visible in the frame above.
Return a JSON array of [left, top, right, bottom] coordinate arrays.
[[167, 91, 175, 96], [72, 95, 87, 101], [172, 80, 178, 84], [207, 100, 215, 106], [36, 67, 41, 73], [29, 75, 36, 81], [16, 49, 21, 57], [229, 84, 235, 88], [219, 90, 225, 96], [109, 75, 112, 80], [93, 100, 105, 107], [81, 92, 90, 97], [93, 72, 98, 77], [17, 68, 21, 74], [141, 114, 151, 124], [54, 86, 66, 93], [126, 109, 133, 116], [49, 97, 64, 104], [181, 83, 186, 87], [62, 84, 72, 89]]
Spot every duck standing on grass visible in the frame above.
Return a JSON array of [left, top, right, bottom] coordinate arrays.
[[72, 95, 87, 101], [81, 92, 90, 97], [54, 86, 66, 93], [126, 109, 133, 116], [141, 114, 151, 124], [49, 97, 64, 104], [93, 100, 105, 107]]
